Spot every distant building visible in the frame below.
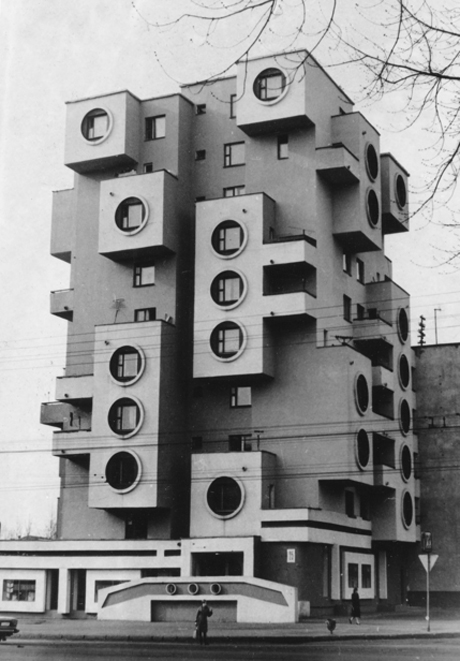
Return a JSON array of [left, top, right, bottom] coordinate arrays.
[[0, 50, 418, 621], [408, 343, 460, 607]]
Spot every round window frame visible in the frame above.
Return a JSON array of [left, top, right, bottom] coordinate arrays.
[[81, 107, 113, 145], [365, 142, 379, 182], [109, 344, 146, 387], [253, 67, 289, 106], [209, 269, 248, 311], [209, 320, 247, 363], [354, 373, 370, 416], [366, 187, 380, 228], [114, 196, 149, 237], [210, 219, 248, 260], [397, 307, 409, 343], [401, 490, 414, 529], [400, 444, 412, 482], [205, 474, 245, 520], [107, 395, 145, 439], [105, 450, 142, 494], [399, 398, 411, 436], [355, 428, 371, 470], [398, 353, 410, 390], [395, 173, 407, 209]]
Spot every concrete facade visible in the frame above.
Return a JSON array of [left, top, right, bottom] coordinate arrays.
[[0, 50, 419, 621]]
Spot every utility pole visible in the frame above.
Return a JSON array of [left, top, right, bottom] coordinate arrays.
[[418, 315, 426, 346], [434, 308, 441, 344]]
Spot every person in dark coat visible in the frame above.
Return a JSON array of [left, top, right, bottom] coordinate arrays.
[[349, 587, 361, 624], [195, 600, 213, 645]]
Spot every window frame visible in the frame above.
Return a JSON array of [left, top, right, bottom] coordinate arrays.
[[115, 197, 147, 234], [108, 397, 143, 437], [253, 68, 287, 102], [105, 450, 141, 492], [211, 220, 246, 257], [195, 149, 206, 161], [134, 308, 156, 322], [145, 115, 166, 141], [230, 386, 252, 408], [356, 258, 365, 283], [206, 476, 244, 518], [223, 185, 246, 197], [277, 134, 289, 160], [2, 579, 36, 602], [109, 345, 144, 385], [210, 321, 245, 360], [343, 295, 352, 322], [224, 142, 245, 168], [343, 253, 352, 275], [133, 263, 155, 288]]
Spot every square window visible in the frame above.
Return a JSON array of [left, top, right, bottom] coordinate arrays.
[[145, 115, 166, 140], [361, 564, 372, 588], [343, 253, 352, 275], [196, 104, 206, 115], [134, 307, 156, 322], [219, 226, 241, 253], [348, 563, 359, 589], [343, 295, 352, 322], [224, 142, 245, 167], [357, 258, 365, 283], [195, 150, 206, 161], [223, 185, 245, 197], [133, 264, 155, 287], [230, 386, 252, 408], [143, 163, 153, 173], [277, 134, 289, 159], [230, 93, 237, 118]]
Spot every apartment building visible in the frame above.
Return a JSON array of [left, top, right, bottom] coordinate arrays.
[[0, 50, 418, 621]]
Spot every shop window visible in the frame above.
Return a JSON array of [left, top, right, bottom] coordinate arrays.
[[224, 142, 245, 167], [343, 295, 352, 322], [356, 258, 365, 283], [115, 197, 146, 233], [207, 476, 243, 517], [2, 579, 36, 602], [108, 398, 142, 436], [210, 271, 244, 307], [223, 185, 245, 197], [133, 264, 155, 287], [253, 68, 286, 101], [230, 386, 252, 408], [211, 220, 245, 256], [134, 307, 156, 322], [105, 451, 140, 491], [109, 346, 143, 384], [348, 563, 359, 588], [361, 564, 372, 588], [277, 134, 289, 159], [81, 108, 109, 141], [210, 321, 244, 359], [145, 115, 165, 140]]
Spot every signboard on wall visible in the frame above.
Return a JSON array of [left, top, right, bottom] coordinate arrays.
[[287, 549, 296, 563]]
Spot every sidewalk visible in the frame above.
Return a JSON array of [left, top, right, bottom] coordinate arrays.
[[6, 608, 460, 644]]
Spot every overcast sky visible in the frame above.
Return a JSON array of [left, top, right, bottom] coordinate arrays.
[[1, 0, 459, 536]]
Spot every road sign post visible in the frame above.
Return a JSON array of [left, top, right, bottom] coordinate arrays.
[[419, 533, 438, 633]]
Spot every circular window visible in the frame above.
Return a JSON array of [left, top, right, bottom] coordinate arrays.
[[207, 476, 244, 518], [109, 346, 145, 385], [395, 173, 407, 209], [365, 143, 379, 181], [399, 399, 411, 435], [355, 374, 370, 415], [366, 188, 380, 227], [401, 445, 412, 481], [397, 308, 409, 343], [115, 197, 148, 234], [210, 321, 246, 361], [211, 220, 246, 258], [210, 270, 246, 309], [81, 108, 112, 143], [356, 429, 370, 469], [108, 397, 144, 438], [402, 490, 413, 528], [398, 353, 410, 390], [105, 451, 140, 492], [253, 68, 287, 102]]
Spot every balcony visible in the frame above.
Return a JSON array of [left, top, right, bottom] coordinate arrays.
[[55, 374, 93, 402], [372, 365, 394, 390], [373, 432, 395, 488], [51, 189, 74, 263], [64, 91, 141, 174], [41, 401, 91, 435], [98, 170, 179, 261], [316, 144, 360, 185], [50, 288, 74, 320], [262, 233, 317, 269]]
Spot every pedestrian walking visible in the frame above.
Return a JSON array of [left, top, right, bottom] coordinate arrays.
[[349, 587, 361, 624], [195, 599, 213, 645]]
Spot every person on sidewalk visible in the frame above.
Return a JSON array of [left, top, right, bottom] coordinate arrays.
[[349, 587, 361, 624], [195, 599, 213, 645]]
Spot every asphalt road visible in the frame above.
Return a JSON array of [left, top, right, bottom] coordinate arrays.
[[1, 638, 460, 660]]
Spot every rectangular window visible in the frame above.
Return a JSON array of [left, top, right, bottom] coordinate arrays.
[[230, 386, 252, 408], [345, 490, 355, 517], [134, 307, 156, 322], [217, 275, 241, 304], [229, 435, 243, 452], [120, 200, 143, 230], [357, 304, 365, 320], [133, 264, 155, 287], [116, 352, 138, 380], [191, 436, 203, 451], [224, 142, 245, 167], [2, 579, 36, 602], [223, 185, 246, 197], [218, 327, 240, 354], [356, 258, 365, 283], [143, 162, 153, 173], [361, 564, 372, 588], [277, 134, 289, 160], [195, 149, 206, 161], [196, 104, 206, 115], [145, 115, 165, 140], [230, 93, 237, 118], [343, 295, 352, 322], [343, 253, 352, 275], [218, 226, 241, 253], [89, 114, 108, 140], [348, 563, 359, 589]]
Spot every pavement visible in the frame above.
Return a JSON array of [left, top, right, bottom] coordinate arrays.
[[3, 607, 460, 644]]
